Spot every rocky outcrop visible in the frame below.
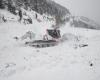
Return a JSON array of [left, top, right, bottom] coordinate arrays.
[[70, 16, 100, 30]]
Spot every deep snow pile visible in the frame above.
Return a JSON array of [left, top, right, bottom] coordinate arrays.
[[0, 17, 100, 80], [0, 2, 100, 80], [0, 9, 19, 22]]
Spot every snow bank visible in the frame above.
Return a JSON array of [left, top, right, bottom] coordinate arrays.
[[0, 4, 100, 80]]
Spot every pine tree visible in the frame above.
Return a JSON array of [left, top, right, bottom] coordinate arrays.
[[7, 0, 16, 15], [0, 0, 5, 9]]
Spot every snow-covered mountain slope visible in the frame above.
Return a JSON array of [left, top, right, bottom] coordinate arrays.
[[53, 0, 100, 24], [0, 0, 100, 80], [0, 0, 99, 30], [70, 16, 100, 30], [0, 9, 19, 22], [0, 12, 100, 80], [53, 0, 100, 30], [0, 0, 71, 27]]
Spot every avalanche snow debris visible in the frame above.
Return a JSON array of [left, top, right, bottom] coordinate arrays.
[[0, 0, 100, 80]]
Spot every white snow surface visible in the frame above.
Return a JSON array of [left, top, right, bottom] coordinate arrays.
[[0, 10, 100, 80]]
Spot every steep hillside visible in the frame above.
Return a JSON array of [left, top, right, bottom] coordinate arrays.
[[0, 0, 100, 30], [0, 0, 100, 80], [0, 13, 100, 80], [70, 16, 100, 30], [0, 0, 71, 27]]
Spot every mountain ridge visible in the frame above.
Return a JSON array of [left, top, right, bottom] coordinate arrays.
[[0, 0, 100, 30]]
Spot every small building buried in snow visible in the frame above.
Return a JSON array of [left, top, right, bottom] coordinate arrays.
[[47, 29, 61, 39], [25, 29, 61, 48]]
